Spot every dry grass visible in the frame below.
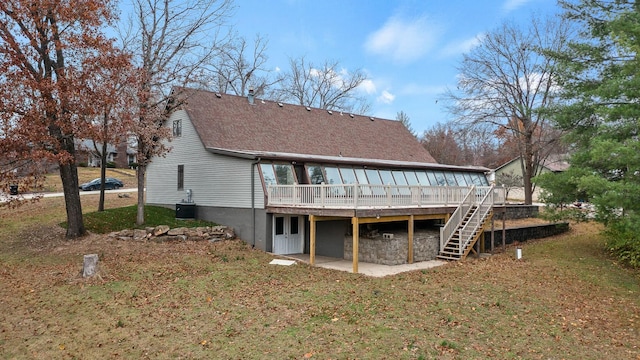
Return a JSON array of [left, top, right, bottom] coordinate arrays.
[[1, 197, 639, 359]]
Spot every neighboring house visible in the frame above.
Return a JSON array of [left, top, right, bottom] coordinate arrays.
[[491, 155, 570, 182], [146, 88, 504, 272], [76, 138, 137, 168]]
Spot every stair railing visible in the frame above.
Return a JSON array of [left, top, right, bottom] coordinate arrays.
[[440, 186, 476, 250], [457, 185, 495, 256]]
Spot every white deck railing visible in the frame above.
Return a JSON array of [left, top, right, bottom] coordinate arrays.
[[440, 186, 476, 250], [266, 183, 497, 209], [456, 185, 496, 256]]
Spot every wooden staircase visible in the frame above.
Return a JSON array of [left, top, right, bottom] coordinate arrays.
[[437, 207, 492, 260], [438, 186, 496, 261]]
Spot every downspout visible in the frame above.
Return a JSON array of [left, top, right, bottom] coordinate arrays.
[[251, 157, 261, 247]]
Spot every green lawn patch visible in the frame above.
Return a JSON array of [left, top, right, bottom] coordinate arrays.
[[75, 205, 217, 233]]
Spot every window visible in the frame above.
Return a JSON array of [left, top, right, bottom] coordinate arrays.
[[455, 172, 468, 186], [444, 171, 458, 186], [260, 164, 277, 185], [339, 167, 357, 184], [177, 165, 184, 190], [324, 167, 343, 185], [274, 164, 295, 184], [433, 171, 447, 186], [307, 165, 325, 184], [379, 170, 395, 185], [416, 171, 431, 186], [172, 120, 182, 137]]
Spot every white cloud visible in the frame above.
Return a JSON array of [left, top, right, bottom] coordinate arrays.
[[377, 90, 396, 104], [502, 0, 532, 13], [439, 33, 485, 57], [364, 15, 442, 64], [275, 66, 281, 72], [359, 79, 377, 94]]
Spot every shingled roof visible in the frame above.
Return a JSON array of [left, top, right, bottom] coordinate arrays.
[[176, 88, 437, 164]]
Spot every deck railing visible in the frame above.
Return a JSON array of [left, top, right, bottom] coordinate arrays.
[[439, 186, 476, 250], [456, 185, 496, 256], [266, 183, 497, 209]]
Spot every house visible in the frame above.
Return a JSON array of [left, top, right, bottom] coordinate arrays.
[[75, 138, 137, 169], [491, 155, 570, 183], [146, 88, 505, 273]]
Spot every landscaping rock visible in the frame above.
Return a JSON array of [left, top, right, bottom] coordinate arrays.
[[167, 227, 187, 236], [111, 225, 235, 243], [153, 225, 170, 236]]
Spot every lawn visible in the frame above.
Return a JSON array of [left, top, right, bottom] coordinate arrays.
[[0, 195, 639, 359]]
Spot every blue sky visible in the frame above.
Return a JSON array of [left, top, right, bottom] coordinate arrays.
[[230, 0, 561, 135]]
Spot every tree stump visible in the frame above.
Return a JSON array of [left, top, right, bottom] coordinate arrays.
[[83, 254, 99, 278]]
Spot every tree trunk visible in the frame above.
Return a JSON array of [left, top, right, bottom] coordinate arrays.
[[136, 163, 145, 225], [59, 161, 85, 238], [98, 140, 108, 211], [522, 137, 535, 205]]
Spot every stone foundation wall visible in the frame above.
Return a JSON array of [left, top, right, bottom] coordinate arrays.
[[344, 229, 440, 265]]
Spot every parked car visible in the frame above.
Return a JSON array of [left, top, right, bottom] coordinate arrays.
[[79, 177, 123, 191]]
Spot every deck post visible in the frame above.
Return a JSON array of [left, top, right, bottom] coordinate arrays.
[[310, 215, 316, 266], [408, 215, 414, 264], [352, 217, 359, 273], [491, 215, 495, 254], [502, 208, 506, 252]]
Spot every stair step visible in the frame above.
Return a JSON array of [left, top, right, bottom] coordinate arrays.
[[437, 254, 462, 260]]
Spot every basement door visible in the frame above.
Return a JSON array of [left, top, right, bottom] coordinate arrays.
[[273, 215, 304, 255]]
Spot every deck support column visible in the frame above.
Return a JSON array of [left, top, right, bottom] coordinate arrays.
[[310, 215, 316, 266], [352, 217, 359, 273], [408, 215, 414, 264]]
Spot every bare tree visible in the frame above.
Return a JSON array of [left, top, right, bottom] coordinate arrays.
[[276, 57, 370, 113], [421, 123, 465, 165], [444, 15, 571, 204], [201, 33, 282, 98], [496, 170, 523, 200], [396, 111, 417, 138], [122, 0, 234, 225]]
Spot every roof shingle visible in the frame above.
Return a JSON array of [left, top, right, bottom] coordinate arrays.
[[178, 88, 437, 164]]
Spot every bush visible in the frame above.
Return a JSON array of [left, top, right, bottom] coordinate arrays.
[[605, 218, 640, 268], [106, 161, 116, 168]]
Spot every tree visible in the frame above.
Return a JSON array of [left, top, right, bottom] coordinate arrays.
[[0, 0, 123, 237], [123, 0, 234, 225], [275, 57, 371, 113], [82, 52, 136, 211], [421, 123, 465, 165], [539, 0, 640, 266], [396, 111, 417, 138], [202, 33, 282, 97], [420, 122, 509, 167], [495, 170, 523, 201], [444, 15, 572, 204]]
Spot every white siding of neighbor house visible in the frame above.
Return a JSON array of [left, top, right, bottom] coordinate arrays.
[[146, 109, 265, 209]]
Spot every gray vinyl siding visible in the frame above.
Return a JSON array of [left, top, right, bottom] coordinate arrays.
[[147, 110, 265, 209]]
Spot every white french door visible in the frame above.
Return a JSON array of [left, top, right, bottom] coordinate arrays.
[[273, 215, 304, 255]]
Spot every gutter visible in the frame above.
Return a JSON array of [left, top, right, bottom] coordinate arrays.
[[251, 157, 261, 248]]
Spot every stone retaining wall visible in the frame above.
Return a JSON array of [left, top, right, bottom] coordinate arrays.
[[483, 222, 569, 251], [108, 225, 235, 242], [496, 205, 540, 220], [344, 229, 440, 265]]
